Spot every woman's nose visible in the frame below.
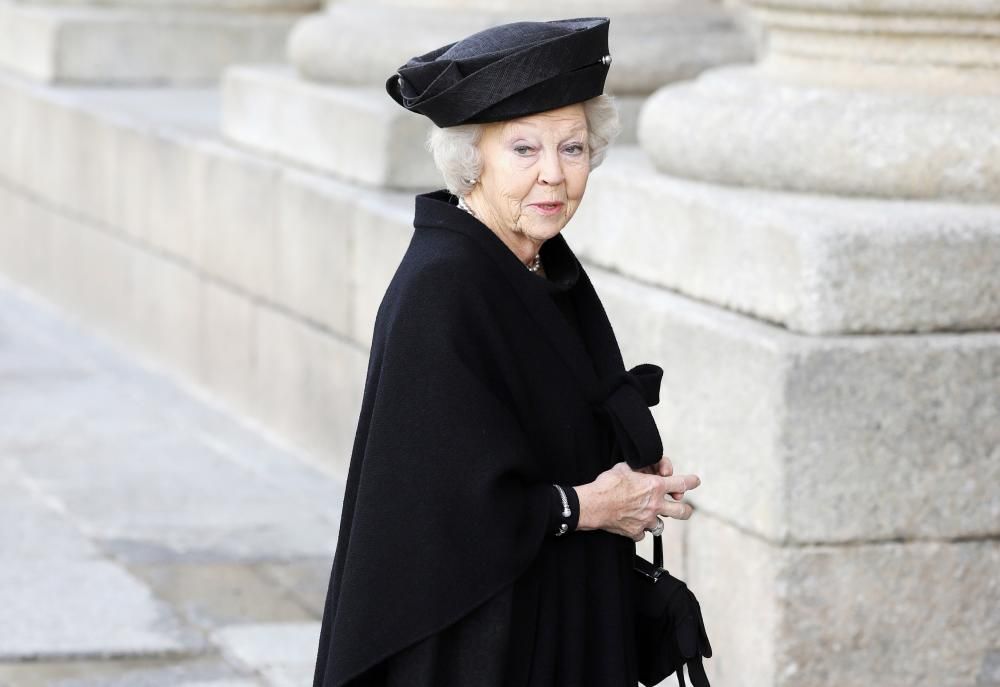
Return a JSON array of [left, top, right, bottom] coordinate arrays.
[[538, 149, 565, 186]]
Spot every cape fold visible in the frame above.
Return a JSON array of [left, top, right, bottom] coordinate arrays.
[[314, 258, 555, 687]]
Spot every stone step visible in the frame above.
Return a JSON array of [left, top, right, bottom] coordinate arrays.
[[0, 70, 415, 350], [221, 64, 441, 189], [21, 0, 314, 8], [574, 146, 1000, 335], [0, 1, 303, 84], [685, 514, 999, 687]]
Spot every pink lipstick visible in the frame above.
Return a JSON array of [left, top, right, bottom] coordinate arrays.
[[530, 202, 564, 216]]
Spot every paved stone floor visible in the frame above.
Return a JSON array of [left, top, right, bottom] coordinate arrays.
[[0, 276, 345, 686]]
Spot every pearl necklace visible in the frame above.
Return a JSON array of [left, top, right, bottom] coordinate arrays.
[[457, 196, 542, 273]]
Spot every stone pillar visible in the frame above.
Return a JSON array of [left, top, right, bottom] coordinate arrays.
[[0, 0, 319, 84], [640, 0, 1000, 203], [592, 1, 1000, 685], [220, 0, 754, 188]]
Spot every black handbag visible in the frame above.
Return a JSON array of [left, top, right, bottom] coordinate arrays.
[[632, 533, 713, 687]]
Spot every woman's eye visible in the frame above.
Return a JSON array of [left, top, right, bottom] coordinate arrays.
[[563, 144, 585, 155], [513, 145, 534, 155]]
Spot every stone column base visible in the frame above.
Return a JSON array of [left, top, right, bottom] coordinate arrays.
[[638, 65, 1000, 204], [574, 147, 1000, 335], [0, 1, 307, 84]]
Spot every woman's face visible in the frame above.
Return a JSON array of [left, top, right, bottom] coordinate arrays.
[[467, 103, 591, 257]]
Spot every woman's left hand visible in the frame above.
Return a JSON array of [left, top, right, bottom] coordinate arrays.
[[636, 455, 685, 501]]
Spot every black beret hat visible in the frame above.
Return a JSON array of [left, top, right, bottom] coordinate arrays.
[[385, 17, 611, 128]]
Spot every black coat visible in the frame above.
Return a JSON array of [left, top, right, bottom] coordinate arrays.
[[313, 190, 665, 687]]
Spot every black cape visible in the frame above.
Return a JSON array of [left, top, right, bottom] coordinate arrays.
[[313, 190, 665, 687]]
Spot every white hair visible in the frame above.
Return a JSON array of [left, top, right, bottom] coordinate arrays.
[[426, 94, 622, 197]]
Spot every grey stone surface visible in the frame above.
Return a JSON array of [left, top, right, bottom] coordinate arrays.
[[686, 513, 1000, 687], [15, 419, 340, 559], [287, 4, 494, 88], [127, 562, 318, 629], [639, 65, 1000, 203], [745, 0, 1000, 96], [255, 560, 332, 619], [0, 656, 257, 687], [0, 167, 369, 476], [0, 2, 303, 85], [196, 280, 258, 421], [0, 79, 218, 254], [0, 468, 99, 560], [257, 664, 315, 687], [592, 268, 1000, 544], [684, 515, 777, 687], [20, 0, 312, 8], [0, 559, 200, 659], [0, 278, 342, 683], [211, 622, 321, 682], [780, 334, 1000, 543], [18, 122, 371, 472], [0, 70, 409, 344], [776, 539, 1000, 687], [114, 124, 209, 258], [0, 73, 375, 338], [249, 303, 368, 477], [349, 191, 416, 349], [273, 171, 356, 336], [192, 141, 284, 302], [221, 65, 440, 188], [572, 146, 1000, 335]]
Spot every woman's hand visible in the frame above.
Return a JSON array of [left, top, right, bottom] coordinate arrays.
[[636, 454, 686, 501], [574, 458, 701, 541]]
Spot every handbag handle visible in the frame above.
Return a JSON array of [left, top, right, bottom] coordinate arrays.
[[651, 532, 663, 569]]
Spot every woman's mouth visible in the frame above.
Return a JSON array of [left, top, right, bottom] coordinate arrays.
[[529, 202, 565, 216]]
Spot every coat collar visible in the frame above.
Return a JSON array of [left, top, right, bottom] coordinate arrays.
[[414, 190, 579, 291], [414, 189, 664, 470], [414, 189, 597, 383]]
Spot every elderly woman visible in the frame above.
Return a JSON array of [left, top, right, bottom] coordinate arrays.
[[313, 17, 704, 687]]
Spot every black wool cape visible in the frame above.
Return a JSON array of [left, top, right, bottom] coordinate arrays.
[[313, 190, 666, 687]]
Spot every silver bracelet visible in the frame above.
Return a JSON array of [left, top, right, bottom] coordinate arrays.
[[553, 483, 571, 536]]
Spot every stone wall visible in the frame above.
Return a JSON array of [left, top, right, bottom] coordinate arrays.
[[0, 2, 996, 686], [0, 0, 316, 84]]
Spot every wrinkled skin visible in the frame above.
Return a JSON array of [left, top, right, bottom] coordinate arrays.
[[577, 457, 701, 541], [464, 103, 590, 269]]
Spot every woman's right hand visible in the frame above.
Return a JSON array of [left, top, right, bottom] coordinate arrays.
[[574, 461, 701, 541]]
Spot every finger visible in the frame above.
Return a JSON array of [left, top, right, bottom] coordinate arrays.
[[657, 455, 674, 477], [661, 501, 693, 520], [659, 473, 699, 495]]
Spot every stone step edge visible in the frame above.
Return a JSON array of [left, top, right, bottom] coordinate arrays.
[[576, 145, 1000, 335]]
